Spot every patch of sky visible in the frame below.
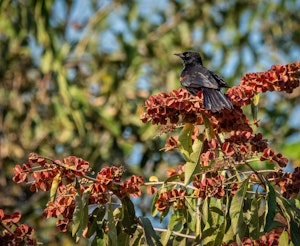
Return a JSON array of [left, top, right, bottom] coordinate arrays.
[[67, 68, 77, 80], [136, 0, 169, 25], [96, 0, 112, 9], [109, 14, 133, 43], [210, 5, 224, 25], [28, 35, 43, 66], [55, 144, 65, 154], [220, 50, 239, 79], [65, 0, 93, 42], [98, 29, 120, 53], [201, 42, 213, 56], [89, 83, 100, 95], [136, 64, 152, 90], [289, 105, 300, 130], [126, 142, 144, 166], [242, 45, 254, 67], [122, 126, 132, 139], [51, 0, 67, 26], [239, 9, 252, 36], [192, 28, 203, 43], [210, 49, 223, 68], [217, 27, 235, 46]]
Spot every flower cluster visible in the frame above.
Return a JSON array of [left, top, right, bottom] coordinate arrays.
[[267, 167, 300, 198], [226, 85, 255, 107], [141, 88, 253, 133], [193, 173, 225, 199], [155, 189, 187, 212], [0, 210, 35, 246], [12, 154, 144, 234], [241, 62, 300, 93], [140, 88, 204, 125], [221, 131, 268, 160], [13, 153, 90, 192], [141, 62, 300, 134], [260, 148, 289, 168], [42, 185, 76, 232], [196, 130, 287, 170]]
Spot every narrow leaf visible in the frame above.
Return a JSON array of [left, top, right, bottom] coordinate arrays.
[[265, 181, 276, 232], [249, 197, 259, 238], [139, 217, 162, 246], [108, 203, 118, 246], [160, 230, 172, 246], [122, 196, 137, 235], [184, 161, 198, 186], [229, 179, 249, 242], [279, 230, 290, 246], [178, 123, 194, 161], [50, 173, 61, 202], [72, 193, 83, 236], [251, 93, 260, 121]]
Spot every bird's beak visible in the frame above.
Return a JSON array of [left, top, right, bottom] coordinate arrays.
[[174, 53, 184, 58]]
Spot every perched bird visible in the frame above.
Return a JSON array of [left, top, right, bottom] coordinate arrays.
[[175, 51, 233, 112]]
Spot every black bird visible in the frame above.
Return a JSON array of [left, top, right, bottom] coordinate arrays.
[[175, 51, 233, 112]]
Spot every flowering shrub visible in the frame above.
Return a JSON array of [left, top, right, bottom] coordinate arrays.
[[11, 154, 144, 244], [10, 61, 300, 245]]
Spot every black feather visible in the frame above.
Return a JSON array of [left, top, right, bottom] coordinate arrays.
[[175, 51, 233, 112]]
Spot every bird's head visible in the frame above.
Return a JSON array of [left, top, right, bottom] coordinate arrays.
[[174, 51, 203, 65]]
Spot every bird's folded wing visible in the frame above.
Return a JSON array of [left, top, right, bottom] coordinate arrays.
[[208, 70, 230, 88], [180, 69, 219, 90]]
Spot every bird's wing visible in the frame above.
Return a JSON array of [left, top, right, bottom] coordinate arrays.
[[209, 70, 230, 88], [180, 67, 219, 90]]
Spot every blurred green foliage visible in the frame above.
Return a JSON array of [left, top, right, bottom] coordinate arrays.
[[0, 0, 299, 244]]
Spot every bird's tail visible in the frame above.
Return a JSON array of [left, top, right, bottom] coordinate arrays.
[[202, 88, 233, 112]]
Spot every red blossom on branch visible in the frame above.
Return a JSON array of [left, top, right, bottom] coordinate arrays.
[[0, 210, 36, 245], [193, 173, 225, 199], [155, 189, 187, 212]]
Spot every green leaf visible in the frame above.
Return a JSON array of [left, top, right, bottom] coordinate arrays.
[[184, 161, 198, 186], [49, 173, 61, 202], [290, 218, 300, 246], [130, 229, 143, 246], [201, 198, 225, 246], [108, 204, 118, 246], [279, 230, 291, 246], [214, 222, 226, 246], [168, 213, 184, 232], [121, 196, 137, 235], [276, 195, 300, 245], [173, 235, 187, 246], [190, 133, 204, 163], [139, 216, 162, 246], [151, 192, 160, 217], [86, 206, 106, 239], [251, 93, 260, 122], [264, 181, 276, 232], [117, 232, 130, 246], [72, 193, 83, 237], [186, 197, 197, 232], [178, 123, 194, 161], [164, 174, 182, 183], [229, 178, 249, 243], [72, 187, 92, 239], [160, 230, 172, 246], [249, 197, 260, 238]]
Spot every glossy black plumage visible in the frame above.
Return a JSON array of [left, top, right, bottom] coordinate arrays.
[[175, 51, 233, 112]]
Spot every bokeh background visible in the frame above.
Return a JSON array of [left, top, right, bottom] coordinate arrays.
[[1, 0, 300, 244]]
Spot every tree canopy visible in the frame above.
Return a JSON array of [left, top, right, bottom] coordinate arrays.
[[1, 0, 300, 245]]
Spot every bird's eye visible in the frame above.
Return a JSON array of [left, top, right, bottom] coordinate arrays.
[[183, 52, 189, 57]]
